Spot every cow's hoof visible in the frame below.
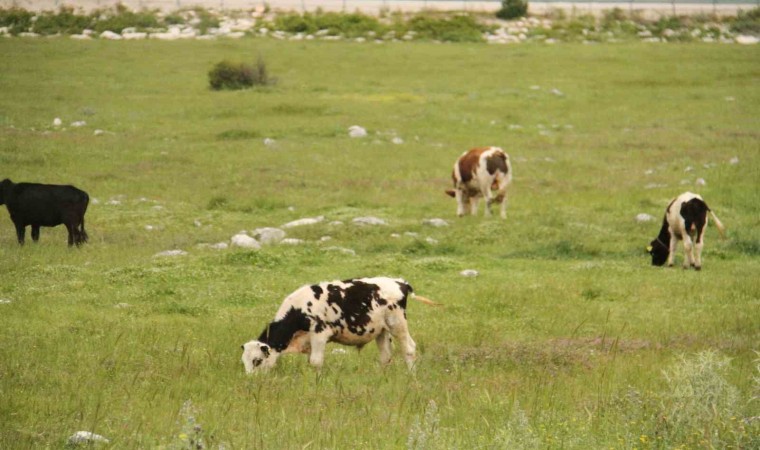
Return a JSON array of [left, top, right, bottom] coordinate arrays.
[[694, 266, 702, 271]]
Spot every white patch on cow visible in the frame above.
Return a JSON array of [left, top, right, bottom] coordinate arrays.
[[423, 218, 449, 227], [353, 216, 387, 226], [154, 249, 188, 257], [636, 213, 655, 223], [230, 233, 260, 249], [252, 227, 286, 245], [282, 216, 324, 228]]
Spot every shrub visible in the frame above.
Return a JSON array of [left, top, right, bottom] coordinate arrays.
[[208, 57, 274, 91], [496, 0, 529, 20], [404, 14, 486, 42], [731, 6, 760, 34], [0, 7, 34, 34], [93, 4, 160, 33], [32, 6, 93, 35]]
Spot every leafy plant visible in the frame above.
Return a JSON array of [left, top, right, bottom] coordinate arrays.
[[208, 56, 275, 91], [0, 7, 34, 34], [496, 0, 529, 20]]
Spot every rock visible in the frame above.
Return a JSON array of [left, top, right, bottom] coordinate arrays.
[[425, 237, 439, 244], [348, 125, 367, 138], [0, 299, 11, 304], [193, 220, 202, 227], [404, 231, 419, 237], [329, 221, 344, 226], [122, 32, 147, 40], [114, 303, 131, 309], [281, 238, 305, 245], [353, 216, 387, 226], [319, 236, 332, 242], [636, 213, 655, 223], [391, 136, 404, 145], [264, 137, 276, 146], [230, 233, 260, 249], [695, 178, 706, 186], [93, 129, 105, 136], [390, 233, 400, 238], [210, 242, 229, 250], [460, 269, 479, 277], [252, 227, 286, 245], [70, 121, 86, 127], [282, 216, 324, 228], [729, 156, 739, 165], [145, 225, 154, 231], [736, 35, 759, 45], [53, 117, 62, 127], [684, 166, 693, 172], [70, 34, 91, 40], [550, 88, 564, 96], [68, 431, 110, 445], [324, 246, 356, 255], [423, 218, 449, 227], [100, 30, 122, 40], [154, 249, 187, 257]]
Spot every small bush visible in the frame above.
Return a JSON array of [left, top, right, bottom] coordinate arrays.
[[32, 6, 93, 35], [208, 57, 274, 91], [403, 14, 486, 43], [0, 7, 34, 34], [93, 4, 160, 33], [496, 0, 529, 20], [731, 6, 760, 34]]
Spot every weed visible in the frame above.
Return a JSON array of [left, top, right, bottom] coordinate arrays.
[[407, 400, 440, 450]]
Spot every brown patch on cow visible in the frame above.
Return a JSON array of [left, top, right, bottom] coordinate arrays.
[[485, 151, 507, 176], [284, 330, 311, 354], [457, 147, 490, 184]]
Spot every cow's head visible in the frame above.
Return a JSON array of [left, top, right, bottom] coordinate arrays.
[[647, 239, 669, 266], [241, 340, 276, 373]]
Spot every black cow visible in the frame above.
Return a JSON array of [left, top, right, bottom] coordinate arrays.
[[0, 179, 89, 246]]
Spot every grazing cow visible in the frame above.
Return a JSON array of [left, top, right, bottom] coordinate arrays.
[[444, 147, 512, 219], [241, 277, 438, 373], [647, 192, 725, 270], [0, 179, 89, 246]]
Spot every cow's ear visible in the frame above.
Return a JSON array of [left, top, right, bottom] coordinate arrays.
[[646, 245, 653, 253], [261, 344, 270, 357]]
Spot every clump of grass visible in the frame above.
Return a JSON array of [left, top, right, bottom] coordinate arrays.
[[402, 14, 486, 43], [92, 4, 160, 33], [32, 6, 92, 35], [407, 400, 440, 450], [167, 400, 206, 449], [0, 7, 34, 34], [492, 401, 540, 449], [208, 56, 275, 91]]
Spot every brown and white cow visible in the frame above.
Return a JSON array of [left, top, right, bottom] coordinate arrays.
[[647, 192, 726, 270], [241, 277, 438, 373], [444, 147, 512, 219]]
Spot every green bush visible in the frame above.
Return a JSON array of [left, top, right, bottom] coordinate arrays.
[[32, 7, 93, 35], [93, 4, 160, 33], [208, 57, 274, 91], [404, 14, 486, 42], [731, 6, 760, 34], [496, 0, 529, 20], [0, 7, 34, 34]]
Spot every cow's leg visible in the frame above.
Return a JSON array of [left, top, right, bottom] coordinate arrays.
[[14, 223, 26, 245], [64, 222, 76, 247], [496, 192, 507, 220], [667, 232, 677, 267], [308, 332, 330, 368], [376, 329, 392, 365], [682, 235, 695, 269], [388, 316, 416, 370], [694, 228, 705, 271], [454, 190, 467, 217], [31, 225, 40, 242], [469, 197, 479, 216]]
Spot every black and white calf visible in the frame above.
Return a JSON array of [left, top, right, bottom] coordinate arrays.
[[241, 277, 437, 373], [647, 192, 725, 270], [0, 179, 90, 246]]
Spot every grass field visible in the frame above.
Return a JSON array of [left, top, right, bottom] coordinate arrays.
[[1, 38, 759, 449]]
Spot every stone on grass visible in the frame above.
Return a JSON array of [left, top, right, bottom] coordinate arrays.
[[154, 249, 188, 257], [729, 156, 739, 165], [280, 238, 305, 245], [391, 136, 404, 145], [264, 137, 276, 146], [736, 35, 759, 45], [324, 246, 356, 255], [71, 121, 86, 127], [53, 117, 62, 127], [114, 303, 131, 309], [68, 431, 110, 445], [0, 299, 11, 305], [460, 269, 479, 277], [695, 178, 707, 186], [252, 227, 286, 245], [636, 213, 655, 223], [210, 242, 229, 250], [425, 237, 439, 244], [231, 233, 260, 249], [348, 125, 367, 138], [423, 218, 449, 227], [100, 30, 122, 40], [352, 216, 387, 226], [282, 216, 324, 228]]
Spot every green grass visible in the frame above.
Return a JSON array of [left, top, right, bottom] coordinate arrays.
[[1, 38, 759, 449]]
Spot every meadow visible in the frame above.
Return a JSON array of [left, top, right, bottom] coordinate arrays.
[[0, 37, 759, 449]]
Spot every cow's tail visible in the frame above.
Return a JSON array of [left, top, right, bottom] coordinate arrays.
[[79, 192, 89, 244], [708, 209, 726, 239], [412, 294, 442, 307]]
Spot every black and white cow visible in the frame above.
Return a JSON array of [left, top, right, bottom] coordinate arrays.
[[647, 192, 725, 270], [241, 277, 437, 373], [0, 179, 90, 246], [444, 147, 512, 219]]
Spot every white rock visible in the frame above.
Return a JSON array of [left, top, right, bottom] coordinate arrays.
[[329, 221, 344, 226], [122, 32, 147, 40], [736, 35, 759, 45], [210, 242, 229, 250], [684, 166, 694, 172], [70, 34, 91, 40], [550, 88, 564, 96], [145, 225, 154, 231], [53, 117, 62, 127], [352, 216, 387, 226], [93, 129, 105, 136], [100, 30, 122, 40], [460, 269, 479, 277], [280, 238, 305, 245], [324, 246, 356, 255], [193, 220, 202, 227], [252, 227, 286, 245], [106, 200, 121, 206], [695, 178, 707, 186], [154, 249, 187, 257], [282, 216, 324, 228], [425, 237, 439, 244], [404, 231, 419, 237], [348, 125, 367, 138], [71, 121, 86, 127], [114, 303, 131, 309], [0, 299, 11, 304], [635, 213, 655, 223], [319, 236, 332, 242], [391, 136, 404, 145], [68, 431, 110, 445], [264, 137, 276, 146], [230, 233, 260, 249], [729, 156, 739, 165], [423, 218, 449, 227], [390, 233, 401, 238]]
